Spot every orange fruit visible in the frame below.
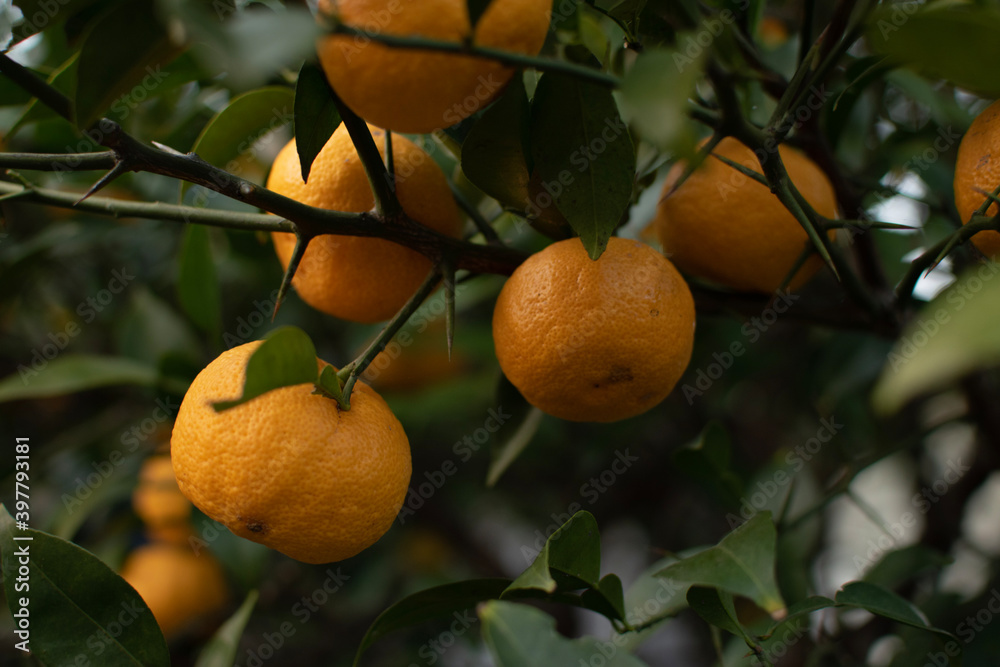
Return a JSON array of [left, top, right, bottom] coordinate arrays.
[[170, 341, 411, 564], [492, 237, 696, 423], [654, 137, 838, 293], [132, 455, 191, 529], [267, 125, 463, 323], [954, 99, 1000, 259], [317, 0, 551, 133], [120, 543, 228, 639]]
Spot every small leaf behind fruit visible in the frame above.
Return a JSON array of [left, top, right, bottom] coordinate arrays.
[[530, 72, 635, 259], [294, 62, 341, 182], [213, 326, 318, 411]]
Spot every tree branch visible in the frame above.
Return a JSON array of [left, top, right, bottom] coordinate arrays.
[[326, 23, 621, 88]]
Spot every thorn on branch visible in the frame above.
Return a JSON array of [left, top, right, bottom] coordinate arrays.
[[76, 160, 131, 205]]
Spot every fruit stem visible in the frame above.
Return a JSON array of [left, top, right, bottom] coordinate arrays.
[[335, 269, 441, 408]]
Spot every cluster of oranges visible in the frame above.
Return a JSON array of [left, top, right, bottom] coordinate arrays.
[[120, 448, 229, 639], [165, 0, 1000, 570]]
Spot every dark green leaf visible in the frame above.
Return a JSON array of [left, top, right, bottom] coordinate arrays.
[[467, 0, 493, 29], [293, 62, 341, 183], [195, 590, 259, 667], [480, 601, 648, 667], [505, 510, 602, 595], [672, 422, 744, 508], [74, 0, 180, 129], [835, 581, 956, 640], [867, 4, 1000, 96], [177, 225, 221, 337], [213, 326, 318, 411], [0, 355, 160, 403], [655, 512, 785, 614], [0, 505, 170, 666], [354, 579, 511, 666], [462, 75, 532, 210], [181, 86, 295, 201], [487, 373, 543, 487], [687, 587, 746, 639], [619, 47, 702, 154], [863, 545, 952, 591], [530, 72, 635, 259]]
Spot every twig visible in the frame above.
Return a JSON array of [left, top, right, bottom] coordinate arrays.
[[326, 24, 621, 89]]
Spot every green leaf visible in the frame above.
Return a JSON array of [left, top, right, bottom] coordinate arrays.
[[622, 556, 688, 629], [505, 510, 601, 595], [486, 372, 542, 487], [293, 62, 341, 183], [872, 265, 1000, 414], [467, 0, 493, 29], [177, 225, 222, 337], [672, 422, 744, 508], [655, 512, 785, 614], [181, 86, 295, 201], [867, 4, 1000, 96], [0, 505, 170, 666], [618, 47, 702, 154], [862, 545, 952, 591], [530, 72, 635, 259], [835, 581, 956, 640], [315, 365, 344, 404], [480, 601, 648, 667], [195, 590, 259, 667], [687, 587, 746, 639], [0, 355, 160, 403], [354, 579, 511, 666], [462, 75, 532, 210], [74, 0, 180, 129], [213, 326, 318, 411]]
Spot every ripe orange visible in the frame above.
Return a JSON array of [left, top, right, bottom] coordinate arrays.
[[317, 0, 551, 133], [492, 237, 696, 423], [132, 454, 191, 529], [267, 124, 463, 323], [954, 99, 1000, 259], [170, 341, 411, 564], [654, 137, 838, 293], [120, 543, 228, 639]]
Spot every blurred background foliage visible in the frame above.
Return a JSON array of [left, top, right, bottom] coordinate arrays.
[[3, 0, 1000, 665]]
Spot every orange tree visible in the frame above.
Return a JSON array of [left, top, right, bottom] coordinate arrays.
[[4, 0, 1000, 665]]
